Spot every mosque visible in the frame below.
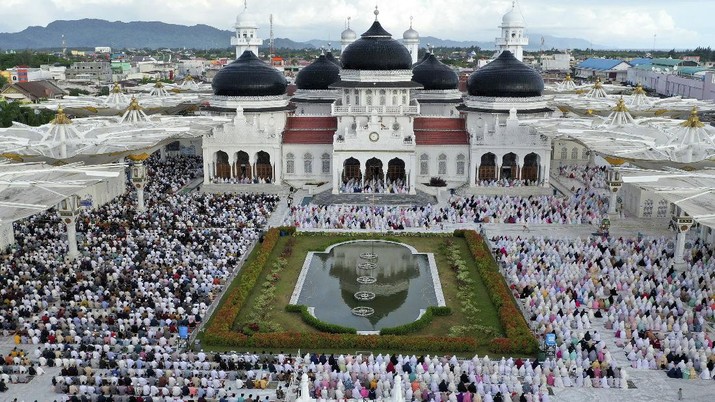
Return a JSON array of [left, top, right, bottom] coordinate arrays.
[[201, 2, 552, 194]]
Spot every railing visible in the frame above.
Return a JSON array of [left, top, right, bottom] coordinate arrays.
[[332, 104, 420, 115]]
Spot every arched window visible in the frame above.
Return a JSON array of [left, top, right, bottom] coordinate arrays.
[[582, 148, 589, 160], [303, 153, 313, 174], [321, 153, 331, 174], [560, 147, 567, 159], [286, 153, 295, 174], [420, 154, 429, 175], [571, 147, 579, 160], [438, 154, 447, 175], [456, 154, 466, 175]]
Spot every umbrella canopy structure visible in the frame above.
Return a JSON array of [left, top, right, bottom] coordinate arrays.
[[619, 167, 715, 229], [0, 102, 229, 164], [0, 161, 123, 225], [524, 106, 715, 164]]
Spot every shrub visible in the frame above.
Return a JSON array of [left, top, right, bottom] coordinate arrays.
[[428, 177, 447, 187], [285, 304, 356, 334]]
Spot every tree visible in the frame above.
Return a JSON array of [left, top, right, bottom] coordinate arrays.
[[0, 74, 7, 88], [0, 100, 56, 128]]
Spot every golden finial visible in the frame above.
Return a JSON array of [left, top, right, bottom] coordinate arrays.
[[52, 105, 72, 125], [681, 107, 705, 128], [593, 78, 603, 89], [154, 81, 164, 88], [613, 97, 628, 113], [634, 83, 646, 95], [185, 75, 194, 82], [565, 74, 572, 82], [112, 82, 122, 93], [127, 153, 151, 162], [127, 96, 143, 111], [586, 109, 594, 116]]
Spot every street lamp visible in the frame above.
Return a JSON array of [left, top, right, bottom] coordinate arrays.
[[58, 194, 81, 260]]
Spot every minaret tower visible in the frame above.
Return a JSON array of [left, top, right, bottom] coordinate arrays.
[[340, 17, 357, 53], [495, 1, 528, 62], [231, 0, 263, 59], [402, 16, 420, 65]]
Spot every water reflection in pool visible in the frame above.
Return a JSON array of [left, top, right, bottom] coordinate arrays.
[[296, 241, 438, 331]]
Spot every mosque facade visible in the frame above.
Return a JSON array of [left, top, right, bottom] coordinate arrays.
[[202, 5, 550, 194]]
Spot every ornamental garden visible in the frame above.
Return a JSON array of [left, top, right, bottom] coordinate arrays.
[[201, 228, 537, 355]]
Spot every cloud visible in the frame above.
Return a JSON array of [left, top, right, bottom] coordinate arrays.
[[0, 0, 710, 49]]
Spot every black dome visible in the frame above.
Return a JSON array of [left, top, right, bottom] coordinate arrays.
[[295, 55, 341, 90], [325, 51, 341, 67], [412, 52, 430, 68], [412, 54, 458, 90], [341, 21, 413, 70], [212, 51, 287, 97], [467, 51, 544, 97]]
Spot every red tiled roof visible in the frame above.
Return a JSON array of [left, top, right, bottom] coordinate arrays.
[[414, 117, 469, 145], [283, 116, 337, 144], [284, 116, 337, 130]]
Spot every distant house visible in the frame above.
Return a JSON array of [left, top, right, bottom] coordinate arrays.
[[0, 80, 66, 103], [575, 58, 631, 82]]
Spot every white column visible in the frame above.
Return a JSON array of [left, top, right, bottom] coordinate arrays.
[[203, 157, 210, 185], [65, 216, 79, 260], [229, 154, 236, 179], [137, 188, 146, 212], [674, 230, 687, 265], [159, 147, 167, 162], [273, 151, 282, 186], [332, 161, 340, 194], [408, 168, 416, 195], [609, 189, 619, 214], [672, 215, 694, 266]]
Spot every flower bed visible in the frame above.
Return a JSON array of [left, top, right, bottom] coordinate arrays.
[[203, 229, 531, 354], [285, 304, 357, 334], [456, 230, 538, 354]]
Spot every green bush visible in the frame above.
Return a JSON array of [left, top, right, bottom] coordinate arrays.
[[285, 304, 356, 334]]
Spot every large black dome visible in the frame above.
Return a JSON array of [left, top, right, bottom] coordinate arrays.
[[295, 55, 341, 90], [325, 51, 341, 67], [212, 51, 287, 97], [412, 54, 458, 90], [467, 51, 543, 97], [341, 21, 413, 70]]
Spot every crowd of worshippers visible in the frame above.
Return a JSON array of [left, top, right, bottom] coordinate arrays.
[[493, 233, 715, 382], [286, 190, 607, 230], [557, 165, 608, 191], [211, 176, 272, 185], [339, 178, 409, 194], [474, 179, 539, 187], [293, 352, 572, 402], [46, 350, 294, 401], [0, 154, 282, 399]]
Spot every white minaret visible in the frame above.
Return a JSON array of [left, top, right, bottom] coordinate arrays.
[[495, 1, 528, 61], [340, 17, 357, 53], [231, 0, 263, 59], [403, 16, 420, 65]]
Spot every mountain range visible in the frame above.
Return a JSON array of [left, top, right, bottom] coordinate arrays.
[[0, 19, 608, 51]]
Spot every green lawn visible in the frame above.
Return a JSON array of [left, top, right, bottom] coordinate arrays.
[[231, 233, 503, 342]]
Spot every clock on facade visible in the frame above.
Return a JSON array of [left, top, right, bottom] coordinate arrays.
[[369, 132, 379, 142]]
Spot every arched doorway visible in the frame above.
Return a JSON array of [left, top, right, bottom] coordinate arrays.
[[255, 151, 272, 182], [501, 153, 518, 180], [215, 151, 230, 179], [522, 153, 539, 182], [365, 158, 384, 182], [478, 153, 496, 181], [387, 158, 406, 181], [236, 151, 251, 181], [343, 157, 362, 182]]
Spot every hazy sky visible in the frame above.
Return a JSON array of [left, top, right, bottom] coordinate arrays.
[[1, 0, 712, 49]]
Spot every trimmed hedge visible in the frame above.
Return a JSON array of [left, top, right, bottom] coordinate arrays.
[[380, 306, 452, 335], [203, 229, 533, 354], [456, 230, 539, 355], [285, 304, 357, 334]]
